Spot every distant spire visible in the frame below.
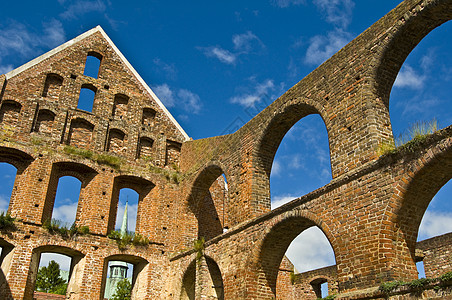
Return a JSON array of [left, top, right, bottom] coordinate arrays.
[[120, 199, 128, 237]]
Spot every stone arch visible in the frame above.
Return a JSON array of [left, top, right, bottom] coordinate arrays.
[[100, 254, 148, 300], [142, 107, 156, 126], [33, 109, 56, 135], [42, 73, 63, 100], [186, 163, 229, 241], [373, 1, 452, 108], [67, 117, 94, 149], [384, 136, 452, 280], [252, 209, 337, 298], [42, 161, 98, 224], [179, 256, 224, 300], [109, 175, 155, 234], [0, 100, 22, 128], [136, 136, 154, 160], [26, 245, 85, 299], [0, 146, 34, 172], [107, 128, 127, 155]]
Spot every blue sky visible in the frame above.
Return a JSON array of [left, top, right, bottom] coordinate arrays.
[[0, 0, 451, 276]]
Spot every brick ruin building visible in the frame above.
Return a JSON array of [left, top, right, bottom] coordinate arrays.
[[0, 0, 451, 299]]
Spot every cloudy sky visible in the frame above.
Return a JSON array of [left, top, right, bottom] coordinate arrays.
[[0, 0, 451, 276]]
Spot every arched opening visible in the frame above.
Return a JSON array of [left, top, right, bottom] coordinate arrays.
[[142, 108, 156, 127], [51, 176, 81, 226], [0, 163, 17, 214], [188, 165, 229, 242], [180, 257, 224, 300], [259, 215, 337, 299], [114, 188, 139, 233], [42, 73, 63, 100], [165, 140, 182, 168], [270, 114, 332, 209], [43, 162, 97, 225], [112, 94, 129, 120], [100, 254, 148, 300], [137, 137, 154, 160], [109, 176, 154, 235], [33, 109, 55, 135], [83, 52, 102, 79], [416, 179, 452, 279], [77, 84, 97, 112], [0, 100, 21, 128], [67, 118, 94, 149], [34, 253, 71, 296], [389, 21, 452, 145], [107, 129, 127, 156]]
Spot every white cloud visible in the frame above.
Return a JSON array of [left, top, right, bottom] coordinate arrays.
[[153, 58, 177, 80], [313, 0, 355, 28], [52, 201, 78, 225], [271, 195, 297, 209], [199, 31, 264, 65], [0, 195, 9, 214], [305, 29, 352, 65], [230, 79, 275, 107], [199, 46, 237, 65], [271, 160, 282, 178], [232, 31, 264, 53], [394, 65, 426, 89], [60, 0, 107, 20], [39, 253, 72, 271], [0, 20, 66, 71], [418, 210, 452, 241], [271, 0, 305, 8], [286, 227, 336, 273], [153, 84, 202, 114]]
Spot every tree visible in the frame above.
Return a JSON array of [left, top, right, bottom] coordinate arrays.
[[111, 278, 132, 300], [35, 260, 68, 295]]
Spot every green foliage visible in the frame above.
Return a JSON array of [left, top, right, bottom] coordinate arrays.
[[0, 212, 16, 230], [193, 237, 205, 261], [289, 271, 296, 285], [63, 146, 122, 169], [379, 280, 405, 294], [440, 271, 452, 282], [377, 119, 438, 156], [318, 295, 336, 300], [408, 278, 431, 291], [111, 278, 132, 300], [31, 136, 43, 145], [43, 219, 89, 238], [108, 230, 149, 250], [35, 260, 67, 295]]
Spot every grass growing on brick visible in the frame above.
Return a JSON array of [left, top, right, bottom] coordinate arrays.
[[43, 219, 89, 238], [0, 212, 16, 230], [108, 230, 150, 250], [379, 271, 452, 296], [63, 145, 122, 169]]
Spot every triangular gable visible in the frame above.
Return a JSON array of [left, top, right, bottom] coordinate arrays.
[[5, 25, 190, 141]]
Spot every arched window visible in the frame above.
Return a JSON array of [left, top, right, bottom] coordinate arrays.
[[34, 109, 55, 135], [142, 108, 156, 127], [77, 84, 97, 112], [112, 94, 129, 119], [0, 100, 22, 127], [107, 129, 126, 155], [165, 140, 182, 168], [114, 188, 139, 233], [0, 163, 17, 214], [51, 176, 81, 226], [137, 137, 154, 160], [68, 118, 94, 149], [83, 52, 102, 79], [42, 73, 63, 100]]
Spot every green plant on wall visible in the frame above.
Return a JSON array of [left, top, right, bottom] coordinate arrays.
[[43, 219, 89, 238], [0, 212, 16, 230], [193, 237, 205, 261], [108, 230, 150, 250]]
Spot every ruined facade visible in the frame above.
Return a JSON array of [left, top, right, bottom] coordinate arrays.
[[0, 0, 451, 299]]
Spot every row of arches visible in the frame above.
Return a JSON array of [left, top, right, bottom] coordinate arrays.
[[0, 241, 149, 299]]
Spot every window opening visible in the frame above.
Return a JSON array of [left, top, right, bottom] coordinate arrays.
[[42, 74, 63, 99], [34, 110, 55, 135], [83, 53, 102, 79], [52, 176, 81, 226], [416, 261, 426, 279], [34, 253, 71, 296], [0, 163, 17, 214], [77, 85, 96, 112], [115, 188, 139, 234]]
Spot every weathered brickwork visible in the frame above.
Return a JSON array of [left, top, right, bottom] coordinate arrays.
[[0, 0, 451, 299]]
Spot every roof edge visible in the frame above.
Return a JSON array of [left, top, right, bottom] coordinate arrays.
[[5, 25, 190, 141]]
